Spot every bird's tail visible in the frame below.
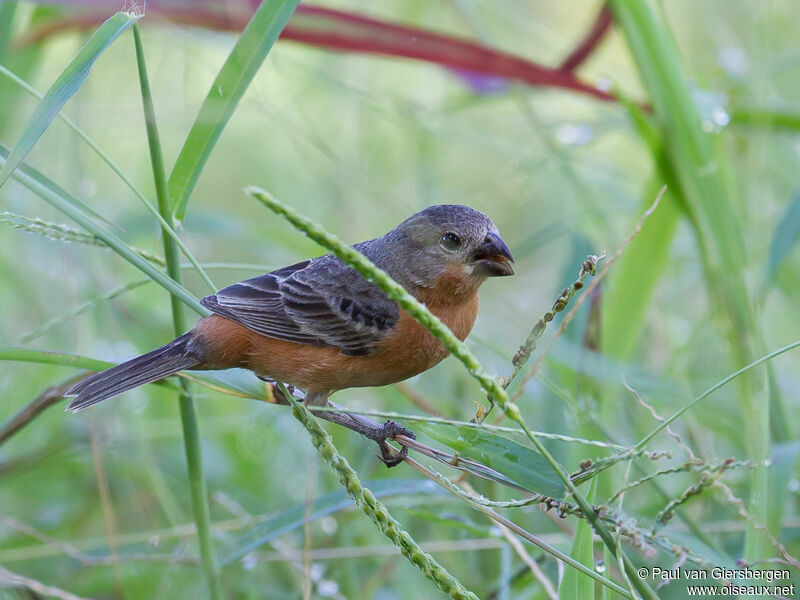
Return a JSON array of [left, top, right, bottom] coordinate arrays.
[[66, 333, 201, 412]]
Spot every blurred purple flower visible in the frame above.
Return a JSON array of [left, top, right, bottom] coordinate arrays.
[[450, 68, 509, 94]]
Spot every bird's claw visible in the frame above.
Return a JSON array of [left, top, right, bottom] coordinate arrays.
[[371, 420, 415, 468]]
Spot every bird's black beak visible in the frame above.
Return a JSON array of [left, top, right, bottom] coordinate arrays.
[[472, 232, 514, 277]]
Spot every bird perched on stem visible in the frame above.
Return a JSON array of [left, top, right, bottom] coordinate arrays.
[[67, 205, 514, 465]]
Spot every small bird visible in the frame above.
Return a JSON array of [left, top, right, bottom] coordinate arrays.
[[67, 205, 513, 464]]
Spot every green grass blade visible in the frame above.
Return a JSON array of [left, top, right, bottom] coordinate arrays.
[[0, 11, 140, 188], [133, 23, 222, 600], [168, 0, 299, 220], [559, 478, 598, 600], [729, 106, 800, 131], [280, 382, 480, 600], [601, 184, 680, 359], [0, 347, 112, 371], [601, 91, 681, 361], [15, 264, 270, 345], [0, 144, 206, 316]]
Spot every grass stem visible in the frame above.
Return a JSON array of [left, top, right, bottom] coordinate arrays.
[[133, 23, 222, 599]]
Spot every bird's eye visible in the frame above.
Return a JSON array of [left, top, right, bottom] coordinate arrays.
[[440, 231, 461, 251]]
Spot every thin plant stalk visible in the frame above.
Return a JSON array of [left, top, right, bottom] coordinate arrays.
[[133, 24, 222, 599]]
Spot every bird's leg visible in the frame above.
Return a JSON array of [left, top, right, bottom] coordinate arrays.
[[294, 392, 415, 468]]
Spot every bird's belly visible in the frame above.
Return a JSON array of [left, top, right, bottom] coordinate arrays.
[[245, 297, 478, 393]]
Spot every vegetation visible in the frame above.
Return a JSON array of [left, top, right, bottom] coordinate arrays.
[[1, 2, 798, 598]]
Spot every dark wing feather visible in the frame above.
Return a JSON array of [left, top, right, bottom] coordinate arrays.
[[200, 256, 399, 356]]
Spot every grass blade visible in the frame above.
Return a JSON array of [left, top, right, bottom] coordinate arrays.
[[0, 347, 111, 371], [133, 23, 222, 600], [0, 11, 140, 188], [168, 0, 299, 220], [280, 382, 480, 600]]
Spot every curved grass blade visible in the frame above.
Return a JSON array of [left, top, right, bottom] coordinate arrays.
[[0, 144, 205, 316], [183, 369, 268, 401], [168, 0, 299, 220], [249, 188, 656, 599], [221, 479, 443, 566], [0, 11, 140, 188]]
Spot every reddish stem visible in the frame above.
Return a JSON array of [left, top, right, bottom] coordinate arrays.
[[558, 4, 613, 72], [16, 3, 618, 103]]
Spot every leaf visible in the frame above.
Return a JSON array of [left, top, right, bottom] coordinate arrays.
[[184, 369, 269, 401], [220, 479, 443, 565], [0, 11, 140, 188], [416, 423, 566, 498], [601, 87, 681, 362], [559, 478, 597, 600], [767, 189, 800, 282], [0, 142, 205, 316], [601, 188, 680, 360], [168, 0, 299, 220]]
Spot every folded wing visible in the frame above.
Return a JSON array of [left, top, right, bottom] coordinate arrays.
[[200, 257, 400, 356]]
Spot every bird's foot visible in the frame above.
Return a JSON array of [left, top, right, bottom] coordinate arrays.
[[311, 407, 415, 468], [368, 420, 415, 468]]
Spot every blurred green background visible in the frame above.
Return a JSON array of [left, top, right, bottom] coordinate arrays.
[[0, 1, 799, 598]]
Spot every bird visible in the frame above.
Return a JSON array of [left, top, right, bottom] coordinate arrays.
[[66, 204, 514, 465]]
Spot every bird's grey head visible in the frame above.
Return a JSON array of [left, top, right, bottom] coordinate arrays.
[[376, 204, 514, 288]]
